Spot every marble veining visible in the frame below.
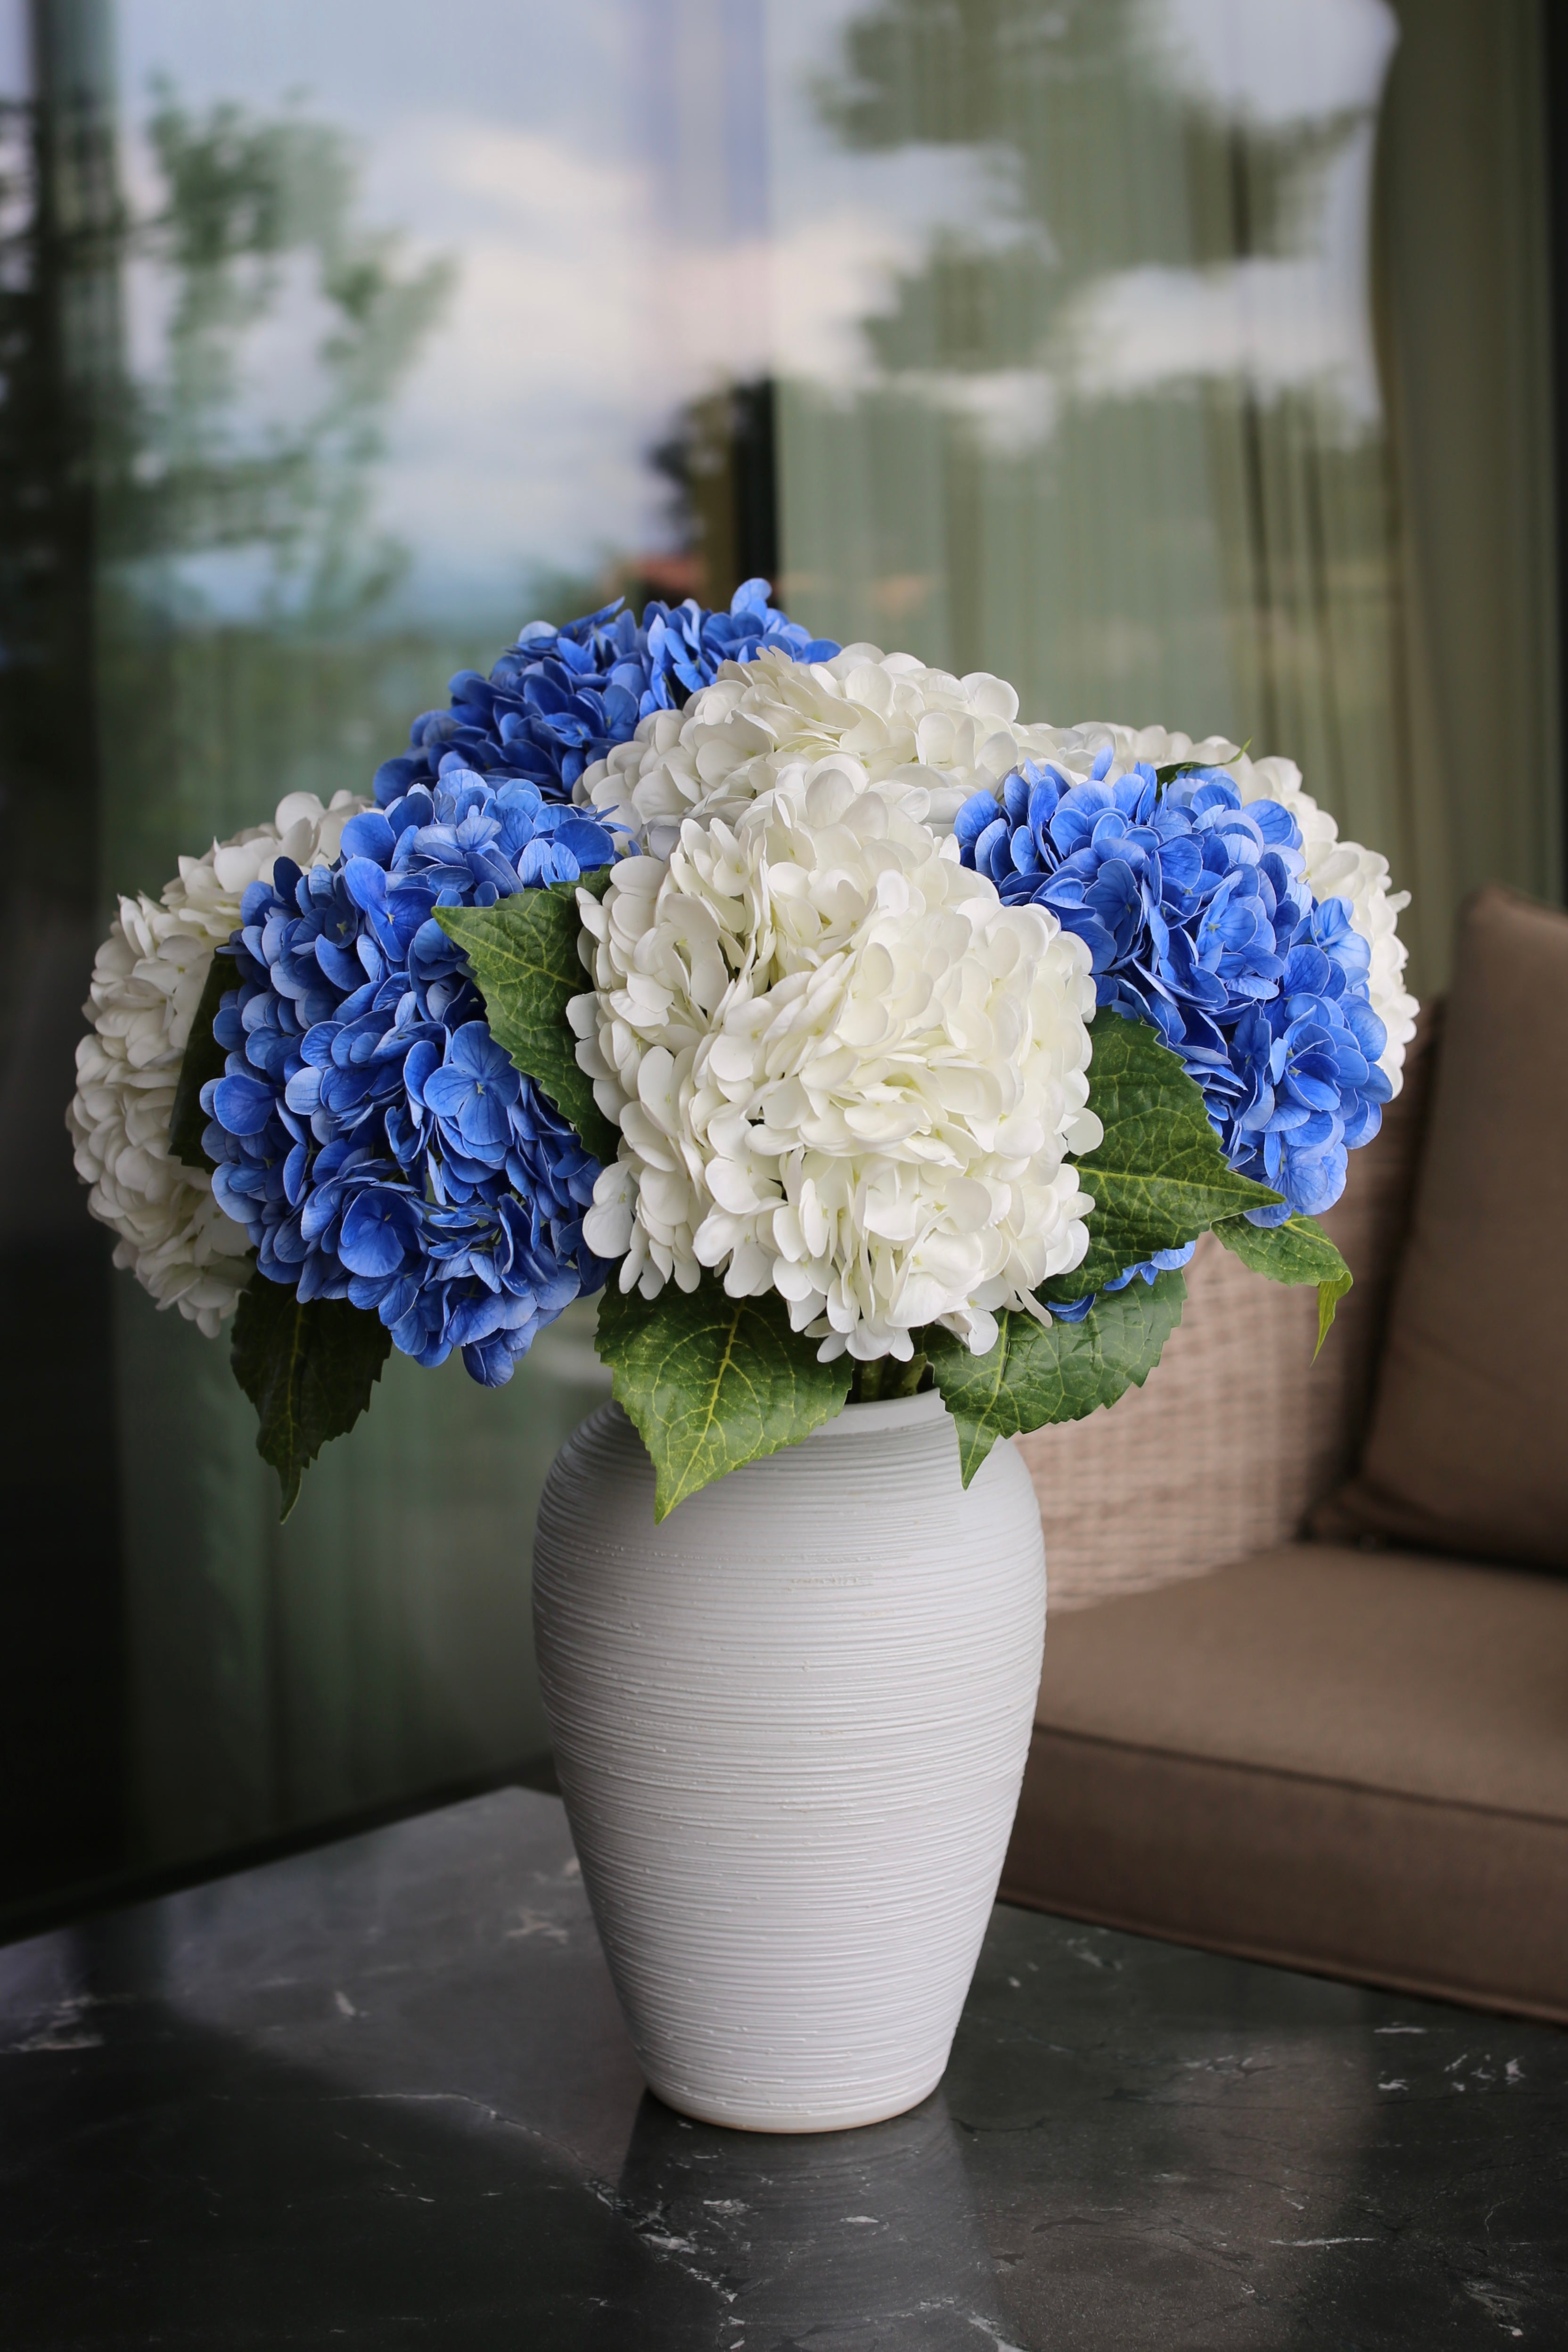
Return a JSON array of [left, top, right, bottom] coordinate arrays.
[[0, 1787, 1564, 2348]]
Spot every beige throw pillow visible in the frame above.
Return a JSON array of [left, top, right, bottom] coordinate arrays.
[[1319, 886, 1568, 1570]]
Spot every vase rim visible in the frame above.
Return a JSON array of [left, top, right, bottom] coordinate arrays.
[[807, 1387, 948, 1440]]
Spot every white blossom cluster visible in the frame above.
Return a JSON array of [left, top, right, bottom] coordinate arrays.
[[66, 790, 369, 1335], [574, 643, 1075, 858], [573, 766, 1100, 1363], [574, 647, 1415, 1095]]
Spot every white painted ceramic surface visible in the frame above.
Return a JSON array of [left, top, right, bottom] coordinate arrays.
[[532, 1390, 1047, 2132]]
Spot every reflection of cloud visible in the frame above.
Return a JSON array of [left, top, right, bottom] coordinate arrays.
[[1058, 122, 1383, 434], [371, 120, 947, 606], [420, 118, 975, 390], [857, 110, 1386, 463], [1062, 254, 1376, 420], [890, 367, 1060, 459], [1139, 0, 1398, 128]]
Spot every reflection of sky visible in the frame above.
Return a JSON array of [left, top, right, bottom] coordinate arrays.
[[114, 0, 671, 623], [111, 0, 989, 627], [107, 0, 1398, 627]]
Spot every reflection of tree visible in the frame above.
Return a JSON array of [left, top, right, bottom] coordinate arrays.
[[525, 378, 783, 632], [639, 376, 779, 612], [0, 21, 457, 1203], [65, 74, 455, 899], [0, 61, 452, 730], [118, 86, 453, 628]]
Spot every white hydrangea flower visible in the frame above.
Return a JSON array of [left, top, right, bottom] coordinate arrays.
[[574, 642, 1080, 858], [572, 764, 1100, 1363], [67, 790, 369, 1336], [965, 716, 1419, 1094]]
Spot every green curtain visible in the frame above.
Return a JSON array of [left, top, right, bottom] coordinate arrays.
[[1377, 0, 1560, 983]]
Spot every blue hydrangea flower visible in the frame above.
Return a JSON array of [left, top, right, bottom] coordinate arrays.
[[1047, 1243, 1199, 1325], [371, 580, 839, 808], [201, 770, 621, 1386], [955, 754, 1392, 1305]]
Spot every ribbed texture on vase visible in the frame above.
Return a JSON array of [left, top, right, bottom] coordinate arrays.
[[533, 1392, 1047, 2132]]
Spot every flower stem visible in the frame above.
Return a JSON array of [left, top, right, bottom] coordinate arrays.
[[849, 1351, 929, 1405]]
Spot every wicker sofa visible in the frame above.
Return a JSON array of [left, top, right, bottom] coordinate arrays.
[[1003, 887, 1568, 2025]]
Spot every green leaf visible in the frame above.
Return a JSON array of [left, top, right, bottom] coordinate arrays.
[[1315, 1270, 1354, 1359], [1213, 1211, 1354, 1360], [230, 1281, 392, 1521], [594, 1277, 853, 1520], [435, 875, 617, 1162], [928, 1269, 1188, 1487], [167, 945, 236, 1174], [1048, 1013, 1281, 1301], [1213, 1209, 1349, 1288]]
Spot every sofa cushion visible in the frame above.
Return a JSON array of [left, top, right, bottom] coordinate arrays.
[[1003, 1543, 1568, 2021], [1318, 885, 1568, 1570]]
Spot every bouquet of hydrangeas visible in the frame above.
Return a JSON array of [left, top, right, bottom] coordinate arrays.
[[71, 581, 1416, 1516]]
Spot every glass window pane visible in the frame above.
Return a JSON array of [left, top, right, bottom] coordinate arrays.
[[2, 0, 1559, 1921], [4, 0, 768, 1909]]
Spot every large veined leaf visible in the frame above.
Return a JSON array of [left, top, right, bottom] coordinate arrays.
[[595, 1278, 853, 1520], [167, 945, 235, 1175], [1214, 1211, 1354, 1358], [231, 1280, 391, 1521], [1049, 1013, 1281, 1301], [927, 1269, 1188, 1487], [436, 872, 617, 1163]]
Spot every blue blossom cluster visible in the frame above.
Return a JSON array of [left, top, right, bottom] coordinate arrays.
[[199, 585, 839, 1384], [372, 579, 839, 808], [956, 755, 1392, 1305], [202, 772, 621, 1385]]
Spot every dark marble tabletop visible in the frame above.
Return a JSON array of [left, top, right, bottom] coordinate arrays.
[[2, 1787, 1564, 2350]]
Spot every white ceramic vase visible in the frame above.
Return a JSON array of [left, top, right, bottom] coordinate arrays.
[[532, 1389, 1047, 2133]]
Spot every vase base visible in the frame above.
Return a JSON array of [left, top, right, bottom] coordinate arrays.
[[641, 2065, 948, 2137]]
